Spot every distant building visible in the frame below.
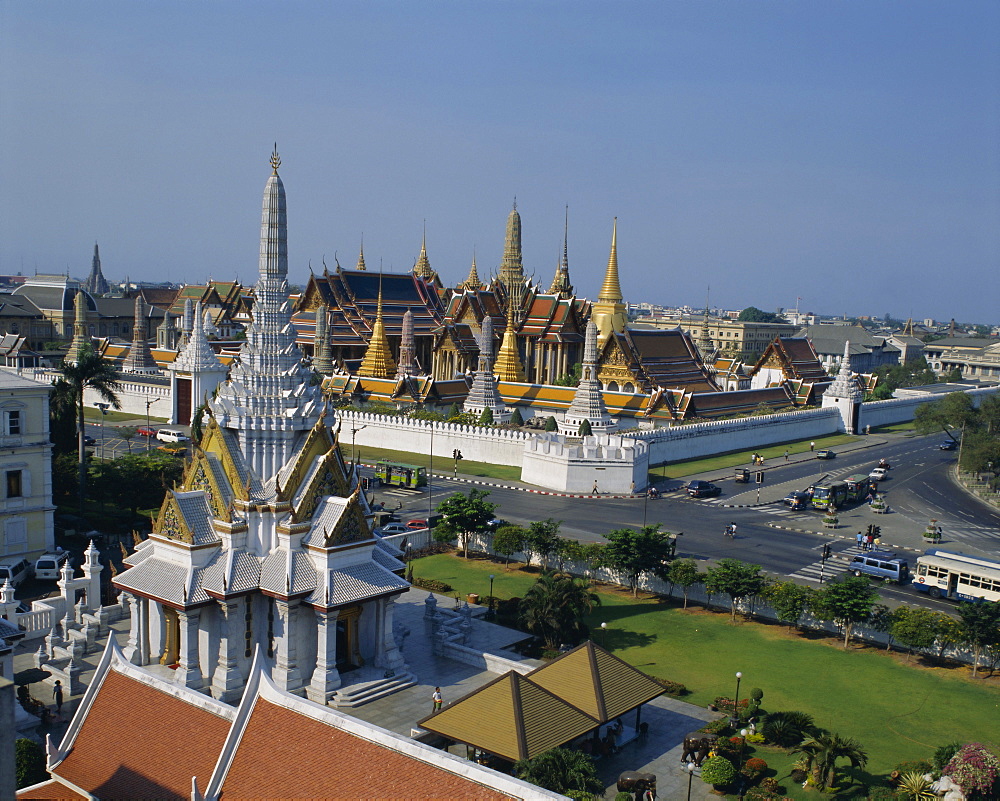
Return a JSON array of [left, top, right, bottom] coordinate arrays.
[[0, 371, 54, 562], [635, 314, 796, 361], [795, 324, 900, 374], [923, 337, 1000, 383]]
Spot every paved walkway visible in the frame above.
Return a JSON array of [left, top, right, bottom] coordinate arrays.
[[13, 587, 721, 799]]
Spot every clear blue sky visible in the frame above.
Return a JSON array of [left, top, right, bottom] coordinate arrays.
[[2, 1, 998, 324]]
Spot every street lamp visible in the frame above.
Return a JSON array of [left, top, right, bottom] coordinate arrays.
[[600, 621, 607, 648], [144, 397, 159, 452], [351, 425, 367, 463], [488, 574, 495, 619], [731, 671, 743, 726], [738, 728, 749, 800], [686, 761, 696, 801]]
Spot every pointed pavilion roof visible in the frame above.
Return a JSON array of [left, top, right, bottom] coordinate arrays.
[[83, 242, 110, 296], [65, 289, 91, 364], [598, 218, 623, 303], [459, 256, 484, 291], [413, 226, 437, 282], [358, 281, 397, 378], [548, 207, 574, 296], [356, 238, 367, 271], [494, 300, 525, 382], [121, 295, 160, 374]]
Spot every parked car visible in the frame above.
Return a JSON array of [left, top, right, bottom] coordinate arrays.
[[405, 519, 429, 530], [869, 467, 888, 482], [377, 523, 411, 536], [156, 428, 190, 443], [83, 435, 96, 446], [137, 426, 158, 438], [687, 480, 721, 498], [34, 551, 71, 581], [815, 449, 835, 459], [782, 491, 812, 511], [849, 552, 909, 583], [0, 557, 32, 587], [939, 440, 957, 451]]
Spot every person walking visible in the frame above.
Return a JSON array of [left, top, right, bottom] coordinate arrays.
[[592, 480, 599, 494], [53, 680, 64, 715], [935, 526, 943, 544], [432, 687, 443, 713], [856, 531, 864, 550], [784, 450, 789, 462], [810, 441, 815, 451]]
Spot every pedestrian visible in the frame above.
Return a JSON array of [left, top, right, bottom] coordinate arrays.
[[810, 441, 815, 451], [936, 526, 943, 544], [865, 533, 874, 551], [53, 680, 63, 715], [432, 687, 443, 712], [856, 531, 864, 550], [630, 480, 636, 495], [592, 480, 599, 494], [784, 450, 789, 462]]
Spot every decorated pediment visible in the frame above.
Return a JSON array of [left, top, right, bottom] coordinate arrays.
[[198, 416, 251, 501], [278, 414, 336, 503], [323, 491, 372, 547], [297, 273, 330, 312], [154, 494, 194, 544], [185, 453, 230, 521]]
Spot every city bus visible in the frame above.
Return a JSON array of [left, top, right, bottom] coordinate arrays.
[[810, 482, 848, 510], [911, 549, 1000, 603], [373, 461, 427, 489], [844, 474, 871, 503]]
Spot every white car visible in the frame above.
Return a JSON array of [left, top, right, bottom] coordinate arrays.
[[377, 523, 410, 536], [869, 467, 888, 482]]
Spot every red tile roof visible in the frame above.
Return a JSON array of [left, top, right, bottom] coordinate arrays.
[[16, 779, 87, 799], [55, 669, 231, 800], [220, 698, 514, 800]]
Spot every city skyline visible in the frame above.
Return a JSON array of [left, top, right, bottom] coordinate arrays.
[[1, 2, 997, 323]]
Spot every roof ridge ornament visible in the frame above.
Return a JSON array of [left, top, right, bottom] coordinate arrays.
[[270, 143, 281, 175]]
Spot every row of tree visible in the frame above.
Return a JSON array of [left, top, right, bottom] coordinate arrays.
[[914, 389, 1000, 476]]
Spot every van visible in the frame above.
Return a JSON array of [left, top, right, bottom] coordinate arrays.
[[156, 429, 190, 443], [34, 551, 70, 581], [0, 556, 32, 587], [849, 551, 909, 583]]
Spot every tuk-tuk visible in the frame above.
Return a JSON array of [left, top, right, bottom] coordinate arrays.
[[735, 468, 750, 483]]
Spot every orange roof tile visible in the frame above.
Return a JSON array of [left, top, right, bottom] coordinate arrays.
[[220, 698, 514, 800], [16, 780, 87, 799], [55, 669, 231, 800]]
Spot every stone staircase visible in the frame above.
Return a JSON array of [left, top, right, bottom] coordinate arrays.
[[329, 671, 417, 708]]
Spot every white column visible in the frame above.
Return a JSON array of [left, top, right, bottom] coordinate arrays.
[[212, 598, 244, 703], [272, 600, 304, 694], [374, 597, 406, 673], [306, 607, 341, 705], [174, 608, 203, 690]]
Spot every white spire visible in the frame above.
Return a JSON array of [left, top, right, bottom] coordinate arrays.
[[174, 302, 223, 372]]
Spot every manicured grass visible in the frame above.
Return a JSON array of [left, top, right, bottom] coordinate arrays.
[[83, 407, 168, 425], [647, 433, 860, 480], [355, 444, 522, 482], [411, 553, 1000, 789], [871, 422, 917, 434]]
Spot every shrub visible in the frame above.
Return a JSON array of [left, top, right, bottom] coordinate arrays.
[[759, 777, 782, 794], [652, 677, 689, 696], [541, 650, 563, 660], [761, 711, 815, 747], [789, 768, 808, 784], [614, 793, 632, 801], [750, 687, 764, 701], [714, 696, 750, 716], [745, 757, 768, 772], [700, 755, 736, 787], [865, 787, 900, 800], [896, 771, 936, 801], [943, 743, 1000, 799], [893, 760, 932, 777], [701, 718, 731, 736], [409, 577, 453, 593], [933, 741, 962, 771], [544, 416, 558, 432], [15, 738, 47, 789], [746, 733, 766, 744]]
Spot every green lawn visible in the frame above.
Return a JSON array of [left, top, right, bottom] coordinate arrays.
[[354, 444, 522, 482], [411, 553, 1000, 792], [647, 433, 860, 480], [83, 407, 168, 425]]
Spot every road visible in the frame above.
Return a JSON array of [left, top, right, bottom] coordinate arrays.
[[367, 432, 999, 615]]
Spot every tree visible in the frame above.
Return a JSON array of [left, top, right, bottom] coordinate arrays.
[[544, 415, 558, 432], [116, 425, 138, 453], [793, 732, 868, 791], [913, 391, 976, 441], [90, 450, 185, 525], [808, 575, 879, 648], [446, 402, 461, 420], [48, 378, 78, 454], [524, 519, 563, 570], [509, 407, 524, 427], [519, 572, 600, 650], [933, 612, 964, 661], [56, 343, 122, 510], [703, 559, 767, 622], [891, 607, 940, 662], [432, 489, 497, 558], [493, 525, 527, 569], [737, 306, 787, 324], [943, 743, 1000, 799], [478, 406, 494, 425], [513, 747, 602, 795], [956, 600, 1000, 678], [764, 581, 815, 631], [577, 418, 592, 436], [16, 737, 48, 789], [700, 755, 736, 788], [666, 559, 701, 610], [601, 525, 676, 597], [552, 362, 582, 388]]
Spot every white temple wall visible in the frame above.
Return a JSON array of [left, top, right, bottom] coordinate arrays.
[[859, 385, 998, 429], [20, 368, 173, 421], [199, 608, 219, 686], [337, 410, 528, 467], [521, 434, 649, 493]]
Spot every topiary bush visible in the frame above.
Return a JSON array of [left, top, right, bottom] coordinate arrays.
[[943, 743, 1000, 799], [409, 577, 453, 593], [652, 677, 689, 696], [700, 755, 736, 788], [544, 416, 558, 432], [701, 718, 731, 736]]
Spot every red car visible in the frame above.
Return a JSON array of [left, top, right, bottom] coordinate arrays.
[[137, 426, 157, 438], [405, 519, 429, 530]]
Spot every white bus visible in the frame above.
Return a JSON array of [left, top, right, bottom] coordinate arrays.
[[911, 549, 1000, 603]]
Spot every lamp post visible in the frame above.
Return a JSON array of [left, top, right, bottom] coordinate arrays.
[[686, 761, 695, 801], [351, 425, 367, 463], [428, 421, 434, 523], [488, 574, 495, 620], [144, 397, 159, 452], [731, 671, 743, 726], [600, 621, 607, 648]]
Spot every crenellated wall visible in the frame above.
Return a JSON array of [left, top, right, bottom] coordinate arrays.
[[859, 385, 998, 429], [19, 368, 172, 421], [521, 432, 649, 493]]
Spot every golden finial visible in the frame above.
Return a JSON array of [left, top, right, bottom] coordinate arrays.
[[270, 143, 281, 175]]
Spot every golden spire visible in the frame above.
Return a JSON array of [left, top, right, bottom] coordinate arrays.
[[548, 205, 573, 296], [460, 253, 482, 291], [413, 223, 435, 280], [598, 217, 623, 302], [356, 236, 366, 271], [358, 277, 397, 378], [270, 143, 281, 175], [494, 301, 525, 382]]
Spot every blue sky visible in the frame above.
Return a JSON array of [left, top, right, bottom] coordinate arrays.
[[1, 1, 998, 323]]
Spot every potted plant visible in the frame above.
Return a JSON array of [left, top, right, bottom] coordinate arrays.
[[923, 520, 940, 543], [822, 511, 839, 528], [700, 755, 736, 795], [870, 494, 887, 514]]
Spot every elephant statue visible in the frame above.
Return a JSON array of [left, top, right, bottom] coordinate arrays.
[[680, 733, 718, 766], [617, 772, 656, 794]]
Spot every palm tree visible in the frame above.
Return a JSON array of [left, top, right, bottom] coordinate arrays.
[[793, 732, 868, 791], [519, 572, 600, 650], [513, 747, 602, 794], [56, 344, 122, 511]]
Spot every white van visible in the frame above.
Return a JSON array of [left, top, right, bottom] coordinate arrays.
[[0, 556, 32, 587], [34, 551, 71, 580], [156, 429, 190, 443]]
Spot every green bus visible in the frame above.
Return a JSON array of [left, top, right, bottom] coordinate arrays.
[[374, 461, 427, 489], [810, 482, 848, 510], [844, 474, 871, 503]]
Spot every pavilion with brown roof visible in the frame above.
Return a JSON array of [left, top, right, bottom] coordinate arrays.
[[417, 641, 665, 765]]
